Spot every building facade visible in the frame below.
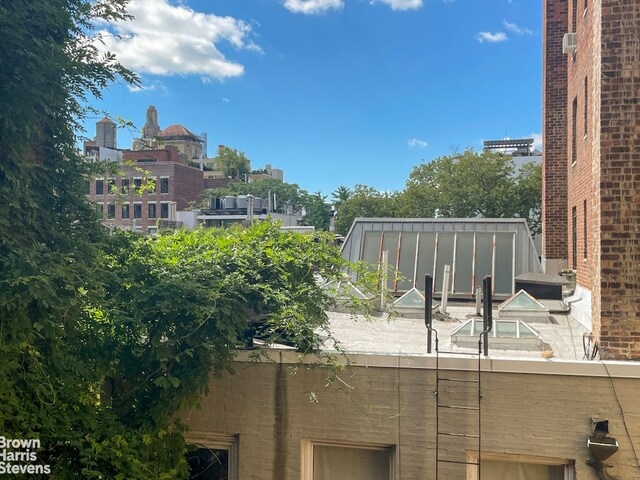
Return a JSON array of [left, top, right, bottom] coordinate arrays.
[[86, 145, 204, 235], [183, 351, 640, 480], [542, 0, 640, 359]]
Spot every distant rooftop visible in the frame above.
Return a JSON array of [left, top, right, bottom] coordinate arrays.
[[158, 124, 200, 140], [484, 138, 541, 157]]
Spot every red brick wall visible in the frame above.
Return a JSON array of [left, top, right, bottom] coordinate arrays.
[[122, 145, 181, 163], [87, 162, 203, 233], [566, 0, 598, 291], [598, 1, 640, 359], [542, 0, 569, 270]]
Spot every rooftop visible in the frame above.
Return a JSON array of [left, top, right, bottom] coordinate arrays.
[[323, 302, 588, 361], [158, 124, 199, 139]]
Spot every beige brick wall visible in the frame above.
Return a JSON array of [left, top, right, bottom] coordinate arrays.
[[183, 355, 640, 479]]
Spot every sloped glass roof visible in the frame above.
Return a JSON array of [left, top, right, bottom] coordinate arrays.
[[393, 287, 425, 308], [452, 318, 540, 339], [499, 289, 548, 312]]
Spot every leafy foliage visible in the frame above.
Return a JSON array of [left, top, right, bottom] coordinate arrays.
[[399, 149, 542, 235], [213, 145, 251, 180], [334, 185, 400, 235], [0, 0, 362, 478]]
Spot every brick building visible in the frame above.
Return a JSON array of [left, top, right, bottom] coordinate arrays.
[[86, 145, 204, 235], [542, 0, 640, 359]]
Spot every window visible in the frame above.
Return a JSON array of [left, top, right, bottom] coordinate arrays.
[[133, 177, 142, 193], [122, 203, 130, 219], [572, 206, 577, 269], [160, 177, 169, 194], [133, 203, 142, 219], [149, 177, 156, 195], [148, 202, 157, 219], [584, 76, 588, 136], [107, 203, 116, 219], [148, 227, 157, 236], [572, 0, 577, 31], [302, 440, 394, 480], [583, 200, 587, 259], [467, 452, 574, 480], [107, 178, 116, 195], [121, 178, 130, 194], [160, 202, 169, 219], [96, 179, 104, 195], [571, 97, 577, 165], [185, 434, 238, 480]]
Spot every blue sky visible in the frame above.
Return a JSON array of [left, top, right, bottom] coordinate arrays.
[[90, 0, 542, 197]]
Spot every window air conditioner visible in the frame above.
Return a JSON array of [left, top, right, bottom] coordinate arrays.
[[563, 33, 577, 54]]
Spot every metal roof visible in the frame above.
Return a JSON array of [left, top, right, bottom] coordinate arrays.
[[341, 218, 541, 299]]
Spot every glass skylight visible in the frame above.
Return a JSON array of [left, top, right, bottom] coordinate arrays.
[[499, 289, 548, 312], [393, 287, 425, 308], [452, 318, 540, 339]]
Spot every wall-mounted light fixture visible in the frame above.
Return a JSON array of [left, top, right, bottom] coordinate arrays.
[[587, 418, 619, 480]]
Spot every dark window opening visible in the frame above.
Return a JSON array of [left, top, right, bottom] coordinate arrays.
[[161, 203, 169, 219], [134, 178, 142, 192], [121, 178, 130, 194], [187, 448, 229, 480], [148, 203, 157, 219], [107, 179, 116, 195], [160, 177, 169, 194], [583, 200, 587, 259], [584, 76, 588, 136], [122, 204, 130, 219], [571, 97, 578, 165], [107, 203, 116, 219], [133, 203, 142, 219], [96, 179, 104, 195], [572, 206, 577, 269]]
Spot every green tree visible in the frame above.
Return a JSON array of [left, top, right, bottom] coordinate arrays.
[[332, 185, 352, 209], [214, 145, 251, 180], [514, 161, 543, 236], [301, 191, 331, 231], [334, 185, 400, 235], [0, 1, 366, 478], [399, 149, 541, 234]]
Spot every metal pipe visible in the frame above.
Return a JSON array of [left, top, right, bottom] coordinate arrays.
[[440, 265, 451, 314], [425, 274, 433, 353]]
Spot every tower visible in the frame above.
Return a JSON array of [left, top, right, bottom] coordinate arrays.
[[142, 105, 161, 138]]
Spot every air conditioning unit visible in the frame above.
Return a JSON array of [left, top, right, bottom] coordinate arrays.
[[563, 33, 577, 54]]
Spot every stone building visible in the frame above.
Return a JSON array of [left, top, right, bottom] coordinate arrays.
[[132, 105, 203, 161], [542, 0, 640, 359]]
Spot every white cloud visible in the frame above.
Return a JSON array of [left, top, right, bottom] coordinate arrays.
[[222, 97, 231, 102], [408, 138, 428, 148], [476, 31, 508, 43], [371, 0, 423, 10], [531, 132, 542, 151], [503, 20, 533, 35], [126, 78, 168, 94], [283, 0, 344, 14], [96, 0, 260, 81]]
